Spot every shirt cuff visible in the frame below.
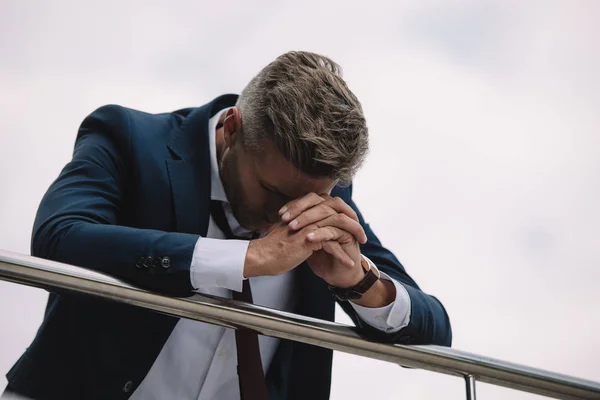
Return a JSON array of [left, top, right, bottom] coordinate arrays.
[[349, 272, 411, 333], [190, 237, 249, 293]]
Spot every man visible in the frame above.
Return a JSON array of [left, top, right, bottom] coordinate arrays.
[[5, 51, 451, 399]]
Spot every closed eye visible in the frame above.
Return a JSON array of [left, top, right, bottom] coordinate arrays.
[[260, 181, 292, 202]]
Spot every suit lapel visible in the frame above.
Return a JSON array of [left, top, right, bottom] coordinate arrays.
[[166, 94, 238, 236], [166, 159, 208, 235]]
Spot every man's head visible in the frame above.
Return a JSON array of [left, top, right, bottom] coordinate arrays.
[[217, 51, 369, 232]]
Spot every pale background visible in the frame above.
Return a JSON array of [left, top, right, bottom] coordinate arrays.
[[0, 0, 599, 399]]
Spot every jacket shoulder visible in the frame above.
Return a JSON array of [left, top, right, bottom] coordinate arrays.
[[331, 183, 353, 200], [78, 104, 194, 148], [82, 104, 190, 130]]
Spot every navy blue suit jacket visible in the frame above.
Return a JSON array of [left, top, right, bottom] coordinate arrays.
[[7, 95, 451, 400]]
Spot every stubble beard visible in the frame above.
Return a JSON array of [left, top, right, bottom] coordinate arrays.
[[220, 153, 260, 233]]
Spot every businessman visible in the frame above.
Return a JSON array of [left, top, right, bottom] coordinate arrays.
[[5, 51, 452, 399]]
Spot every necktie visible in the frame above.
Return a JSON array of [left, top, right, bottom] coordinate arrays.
[[210, 201, 269, 400]]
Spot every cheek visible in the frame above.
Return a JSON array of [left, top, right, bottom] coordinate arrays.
[[236, 156, 268, 212]]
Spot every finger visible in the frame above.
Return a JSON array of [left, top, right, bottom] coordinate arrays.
[[306, 226, 355, 245], [288, 203, 336, 230], [294, 209, 366, 243], [288, 195, 359, 230], [290, 201, 366, 244], [318, 194, 359, 223], [279, 192, 324, 222], [320, 214, 367, 244], [322, 241, 355, 267]]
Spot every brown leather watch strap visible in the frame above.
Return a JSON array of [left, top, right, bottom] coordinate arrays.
[[328, 255, 380, 301]]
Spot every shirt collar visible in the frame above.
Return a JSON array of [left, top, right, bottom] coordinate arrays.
[[208, 107, 233, 203]]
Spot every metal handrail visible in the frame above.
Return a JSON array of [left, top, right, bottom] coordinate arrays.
[[1, 250, 599, 400]]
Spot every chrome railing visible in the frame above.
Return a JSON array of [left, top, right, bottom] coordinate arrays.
[[1, 250, 599, 400]]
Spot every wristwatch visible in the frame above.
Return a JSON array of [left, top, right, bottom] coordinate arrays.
[[328, 255, 381, 301]]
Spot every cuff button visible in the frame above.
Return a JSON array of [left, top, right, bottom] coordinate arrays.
[[161, 256, 171, 269], [143, 256, 154, 268], [123, 380, 134, 393]]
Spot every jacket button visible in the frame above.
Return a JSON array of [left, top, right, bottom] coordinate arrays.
[[143, 256, 154, 268], [135, 257, 145, 269], [161, 256, 171, 269], [123, 380, 134, 393]]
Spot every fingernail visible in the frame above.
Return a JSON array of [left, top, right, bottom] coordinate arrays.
[[289, 219, 298, 228], [279, 206, 288, 215], [307, 232, 315, 240], [282, 211, 290, 221]]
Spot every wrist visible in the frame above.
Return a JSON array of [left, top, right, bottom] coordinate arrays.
[[332, 265, 365, 289], [243, 239, 265, 278], [328, 254, 382, 302], [350, 278, 396, 308]]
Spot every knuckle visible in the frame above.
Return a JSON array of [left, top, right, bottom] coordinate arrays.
[[341, 214, 356, 230], [310, 192, 323, 202], [320, 203, 336, 217], [348, 209, 359, 222], [339, 213, 352, 223], [326, 226, 337, 238], [309, 222, 320, 230], [333, 213, 346, 225]]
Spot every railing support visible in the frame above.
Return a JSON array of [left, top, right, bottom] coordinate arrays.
[[465, 374, 477, 400]]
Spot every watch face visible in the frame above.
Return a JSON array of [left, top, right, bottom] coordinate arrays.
[[360, 256, 370, 273], [362, 255, 380, 279]]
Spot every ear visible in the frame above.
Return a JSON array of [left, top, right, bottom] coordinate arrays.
[[223, 107, 242, 148]]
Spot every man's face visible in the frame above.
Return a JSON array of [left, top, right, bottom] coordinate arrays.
[[219, 135, 336, 233]]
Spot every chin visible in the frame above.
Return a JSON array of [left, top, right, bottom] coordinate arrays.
[[257, 222, 272, 234], [237, 216, 262, 233], [253, 221, 272, 234], [242, 219, 270, 235], [231, 206, 267, 233]]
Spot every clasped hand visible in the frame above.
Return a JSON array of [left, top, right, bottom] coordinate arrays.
[[244, 193, 367, 289]]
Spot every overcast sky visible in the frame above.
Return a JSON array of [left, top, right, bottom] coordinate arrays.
[[0, 1, 599, 399]]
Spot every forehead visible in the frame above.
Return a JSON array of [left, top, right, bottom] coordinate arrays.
[[253, 140, 335, 197]]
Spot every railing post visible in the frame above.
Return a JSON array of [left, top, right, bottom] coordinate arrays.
[[465, 374, 476, 400]]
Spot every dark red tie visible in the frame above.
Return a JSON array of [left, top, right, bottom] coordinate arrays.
[[210, 201, 268, 400]]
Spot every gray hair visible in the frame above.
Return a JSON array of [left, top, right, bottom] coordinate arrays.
[[236, 51, 368, 184]]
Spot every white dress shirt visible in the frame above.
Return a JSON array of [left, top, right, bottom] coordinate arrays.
[[131, 108, 412, 400]]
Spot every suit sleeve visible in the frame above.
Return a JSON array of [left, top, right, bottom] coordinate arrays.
[[334, 185, 453, 346], [31, 105, 198, 297]]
